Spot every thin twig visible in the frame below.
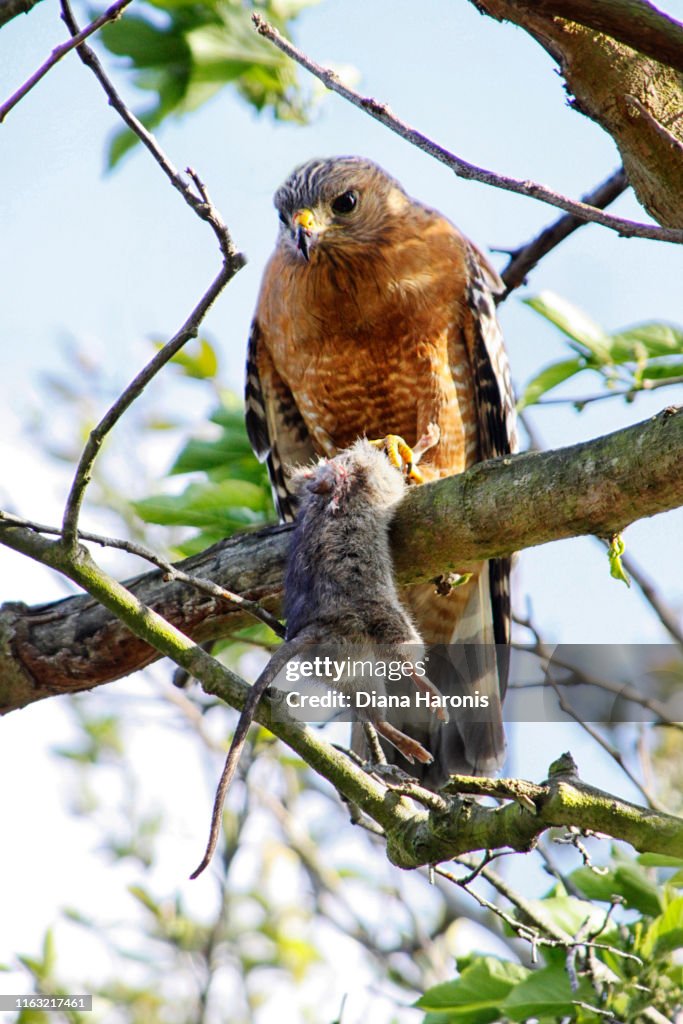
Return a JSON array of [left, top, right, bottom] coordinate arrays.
[[514, 422, 683, 649], [514, 609, 669, 811], [510, 640, 683, 732], [499, 167, 629, 295], [0, 0, 132, 123], [60, 0, 235, 259], [436, 859, 642, 965], [252, 14, 683, 245], [533, 375, 683, 408], [0, 510, 285, 638], [60, 265, 241, 551], [617, 549, 683, 647], [57, 0, 245, 550], [545, 672, 667, 812]]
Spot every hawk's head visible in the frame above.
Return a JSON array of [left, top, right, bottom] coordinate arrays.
[[273, 156, 411, 262]]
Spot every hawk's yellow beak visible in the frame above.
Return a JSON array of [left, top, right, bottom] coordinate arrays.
[[292, 208, 317, 262], [293, 208, 316, 232]]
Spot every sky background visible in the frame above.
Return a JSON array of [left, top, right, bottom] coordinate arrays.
[[1, 0, 682, 1020]]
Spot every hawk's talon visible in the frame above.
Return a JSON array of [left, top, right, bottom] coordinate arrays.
[[368, 433, 431, 484]]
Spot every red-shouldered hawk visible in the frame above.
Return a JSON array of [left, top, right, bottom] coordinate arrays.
[[244, 156, 517, 784]]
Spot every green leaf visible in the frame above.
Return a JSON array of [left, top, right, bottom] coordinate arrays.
[[170, 434, 256, 474], [100, 16, 188, 67], [608, 534, 631, 587], [571, 863, 662, 917], [515, 896, 606, 940], [501, 965, 592, 1020], [128, 884, 162, 919], [42, 928, 54, 977], [100, 0, 315, 164], [416, 957, 529, 1022], [640, 359, 683, 380], [186, 20, 284, 77], [609, 322, 683, 362], [516, 357, 585, 410], [133, 479, 269, 530], [638, 854, 683, 869], [166, 338, 219, 379], [640, 897, 683, 958], [524, 292, 612, 363]]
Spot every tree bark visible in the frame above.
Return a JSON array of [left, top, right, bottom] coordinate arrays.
[[518, 0, 683, 73], [0, 0, 43, 29], [0, 407, 681, 714], [471, 0, 683, 228]]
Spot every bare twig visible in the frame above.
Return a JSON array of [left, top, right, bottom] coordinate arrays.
[[510, 638, 683, 732], [617, 548, 683, 647], [544, 672, 667, 812], [499, 168, 629, 295], [0, 509, 285, 638], [60, 265, 242, 551], [515, 421, 683, 648], [252, 14, 683, 245], [60, 1, 235, 258], [514, 610, 669, 810], [533, 375, 683, 408], [0, 0, 132, 123], [436, 859, 642, 964], [57, 0, 245, 551]]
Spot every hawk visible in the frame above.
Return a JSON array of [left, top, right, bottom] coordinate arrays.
[[244, 156, 517, 784]]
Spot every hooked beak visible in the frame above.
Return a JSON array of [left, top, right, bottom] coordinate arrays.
[[292, 208, 317, 262]]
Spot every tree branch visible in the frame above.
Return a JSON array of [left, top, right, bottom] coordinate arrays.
[[251, 14, 683, 244], [521, 0, 683, 75], [0, 0, 131, 123], [1, 408, 681, 711], [55, 1, 246, 550], [470, 0, 683, 229], [499, 167, 629, 296], [0, 0, 44, 30], [1, 524, 682, 865]]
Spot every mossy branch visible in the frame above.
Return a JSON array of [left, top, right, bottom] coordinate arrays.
[[1, 407, 682, 712], [471, 0, 683, 228], [2, 523, 682, 866]]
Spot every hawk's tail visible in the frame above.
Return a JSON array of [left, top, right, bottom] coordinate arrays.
[[354, 567, 507, 789]]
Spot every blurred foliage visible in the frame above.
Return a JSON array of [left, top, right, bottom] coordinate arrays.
[[132, 386, 276, 557], [418, 853, 683, 1023], [98, 0, 322, 166], [14, 300, 683, 1020], [518, 291, 683, 410]]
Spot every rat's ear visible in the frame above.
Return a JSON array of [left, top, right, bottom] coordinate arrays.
[[289, 465, 316, 492]]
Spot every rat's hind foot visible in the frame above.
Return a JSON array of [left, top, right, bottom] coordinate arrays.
[[375, 720, 433, 765]]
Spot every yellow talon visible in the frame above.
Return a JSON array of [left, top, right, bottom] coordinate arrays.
[[369, 434, 424, 483]]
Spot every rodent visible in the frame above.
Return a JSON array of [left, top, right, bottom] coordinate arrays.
[[190, 428, 444, 878]]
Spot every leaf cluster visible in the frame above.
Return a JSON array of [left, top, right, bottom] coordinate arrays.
[[518, 292, 683, 410], [418, 852, 683, 1023], [98, 0, 321, 166]]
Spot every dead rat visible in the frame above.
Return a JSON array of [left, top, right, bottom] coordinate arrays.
[[190, 426, 445, 879]]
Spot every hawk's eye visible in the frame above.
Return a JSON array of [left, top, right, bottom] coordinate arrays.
[[331, 190, 358, 215]]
